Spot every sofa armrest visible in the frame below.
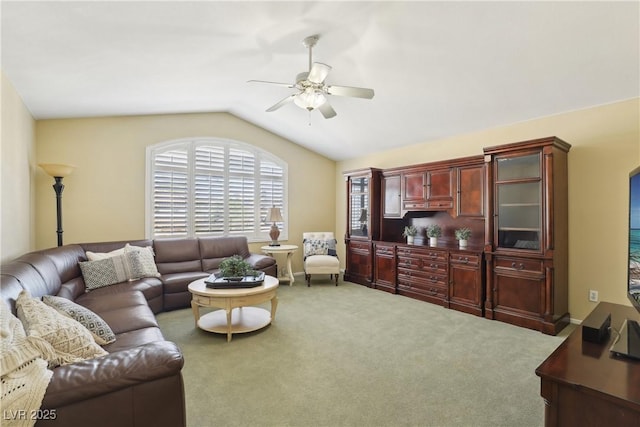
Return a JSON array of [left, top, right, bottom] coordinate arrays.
[[42, 341, 183, 408], [244, 253, 276, 271]]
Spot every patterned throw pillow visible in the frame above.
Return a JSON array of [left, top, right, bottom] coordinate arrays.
[[124, 244, 161, 279], [16, 290, 108, 368], [304, 239, 329, 257], [79, 254, 134, 290], [42, 295, 116, 345]]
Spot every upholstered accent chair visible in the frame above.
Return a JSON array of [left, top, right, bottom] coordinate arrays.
[[302, 232, 340, 286]]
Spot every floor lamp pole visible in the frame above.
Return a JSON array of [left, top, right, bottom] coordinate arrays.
[[53, 176, 65, 247], [39, 163, 76, 248]]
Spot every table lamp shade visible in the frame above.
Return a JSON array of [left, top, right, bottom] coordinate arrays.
[[266, 207, 283, 223]]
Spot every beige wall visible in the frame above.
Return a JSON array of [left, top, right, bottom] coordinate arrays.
[[1, 71, 36, 262], [35, 113, 335, 274], [336, 98, 640, 321]]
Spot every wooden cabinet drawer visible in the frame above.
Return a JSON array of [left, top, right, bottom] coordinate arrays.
[[398, 268, 447, 286], [450, 253, 480, 266], [397, 247, 446, 262], [426, 200, 453, 209], [374, 243, 395, 256], [398, 279, 447, 297], [349, 240, 371, 252], [403, 201, 427, 210], [397, 258, 447, 275], [495, 257, 543, 274]]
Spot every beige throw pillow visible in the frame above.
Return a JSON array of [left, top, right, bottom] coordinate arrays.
[[124, 244, 161, 279], [16, 290, 108, 368], [85, 247, 125, 261]]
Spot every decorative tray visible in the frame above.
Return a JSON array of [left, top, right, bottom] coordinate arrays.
[[205, 272, 265, 289]]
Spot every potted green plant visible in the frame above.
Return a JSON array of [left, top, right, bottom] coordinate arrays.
[[402, 225, 418, 244], [426, 224, 442, 246], [455, 227, 472, 247], [218, 255, 255, 280]]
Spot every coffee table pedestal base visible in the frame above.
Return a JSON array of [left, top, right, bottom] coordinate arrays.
[[198, 307, 272, 341]]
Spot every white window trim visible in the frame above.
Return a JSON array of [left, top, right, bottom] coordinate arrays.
[[145, 137, 288, 242]]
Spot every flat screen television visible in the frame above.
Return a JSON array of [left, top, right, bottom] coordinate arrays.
[[610, 165, 640, 359]]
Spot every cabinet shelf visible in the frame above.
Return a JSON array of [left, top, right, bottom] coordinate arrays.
[[498, 227, 540, 232]]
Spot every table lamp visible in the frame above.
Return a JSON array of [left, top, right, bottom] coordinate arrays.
[[266, 207, 283, 246]]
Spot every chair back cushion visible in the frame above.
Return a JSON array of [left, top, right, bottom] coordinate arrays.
[[302, 232, 337, 258]]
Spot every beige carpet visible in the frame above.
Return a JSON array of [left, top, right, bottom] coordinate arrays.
[[157, 278, 573, 427]]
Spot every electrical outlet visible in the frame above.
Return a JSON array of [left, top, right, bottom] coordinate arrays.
[[589, 290, 599, 302]]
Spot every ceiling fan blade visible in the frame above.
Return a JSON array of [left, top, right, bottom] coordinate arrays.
[[266, 94, 297, 112], [248, 80, 295, 88], [307, 62, 332, 84], [326, 85, 375, 99], [318, 101, 337, 119]]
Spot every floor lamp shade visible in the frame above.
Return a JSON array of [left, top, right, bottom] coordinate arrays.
[[266, 207, 284, 246], [39, 163, 76, 247]]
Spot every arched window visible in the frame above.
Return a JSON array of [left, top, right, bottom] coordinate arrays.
[[146, 138, 287, 241]]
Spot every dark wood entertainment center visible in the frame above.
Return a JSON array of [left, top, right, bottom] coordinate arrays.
[[344, 136, 570, 335], [536, 302, 640, 426]]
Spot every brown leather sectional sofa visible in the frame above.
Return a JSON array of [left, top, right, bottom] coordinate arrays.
[[0, 236, 277, 427]]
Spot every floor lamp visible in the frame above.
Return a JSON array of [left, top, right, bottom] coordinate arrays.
[[39, 163, 76, 247]]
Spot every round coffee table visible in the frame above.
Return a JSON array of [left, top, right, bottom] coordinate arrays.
[[188, 275, 279, 342]]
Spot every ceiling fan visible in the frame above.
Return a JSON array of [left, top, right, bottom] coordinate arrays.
[[248, 34, 375, 119]]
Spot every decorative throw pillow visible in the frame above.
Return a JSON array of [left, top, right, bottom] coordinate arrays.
[[304, 239, 330, 257], [16, 290, 108, 368], [124, 244, 161, 279], [79, 254, 134, 290], [42, 295, 116, 345], [85, 247, 125, 261]]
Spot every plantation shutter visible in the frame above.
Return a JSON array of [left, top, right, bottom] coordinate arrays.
[[148, 138, 287, 240], [194, 145, 225, 235], [259, 160, 284, 233], [152, 148, 189, 237]]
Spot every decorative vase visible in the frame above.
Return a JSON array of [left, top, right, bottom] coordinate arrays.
[[458, 239, 468, 248], [429, 237, 438, 246], [407, 236, 414, 245]]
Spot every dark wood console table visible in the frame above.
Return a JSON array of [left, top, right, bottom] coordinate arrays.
[[535, 302, 640, 426]]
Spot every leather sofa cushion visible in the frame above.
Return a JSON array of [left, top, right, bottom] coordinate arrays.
[[102, 327, 165, 353], [78, 277, 163, 302], [199, 236, 251, 260], [76, 289, 149, 313], [153, 238, 202, 274], [42, 341, 183, 409], [15, 252, 62, 296], [76, 291, 158, 335], [161, 271, 209, 294], [0, 274, 24, 314], [41, 245, 87, 284]]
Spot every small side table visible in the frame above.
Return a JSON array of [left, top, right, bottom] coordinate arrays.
[[261, 244, 298, 285]]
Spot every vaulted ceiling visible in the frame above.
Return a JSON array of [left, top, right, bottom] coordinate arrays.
[[2, 1, 638, 160]]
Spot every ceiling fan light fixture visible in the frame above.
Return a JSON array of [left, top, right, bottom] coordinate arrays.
[[294, 88, 326, 111]]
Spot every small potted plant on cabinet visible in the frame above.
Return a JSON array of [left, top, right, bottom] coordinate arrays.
[[402, 225, 418, 244], [455, 227, 472, 248], [426, 224, 442, 246]]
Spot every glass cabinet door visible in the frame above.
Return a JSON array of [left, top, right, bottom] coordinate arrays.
[[495, 153, 542, 250], [349, 176, 369, 237]]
